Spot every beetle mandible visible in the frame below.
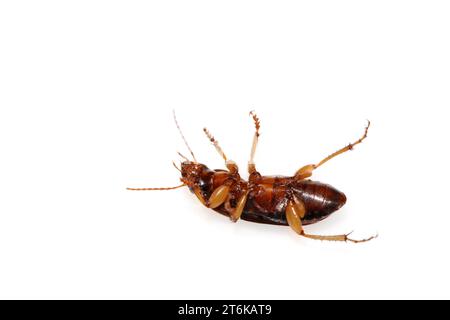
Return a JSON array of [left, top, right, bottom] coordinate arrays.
[[128, 111, 376, 243]]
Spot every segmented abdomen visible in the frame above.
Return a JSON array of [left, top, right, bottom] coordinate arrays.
[[235, 178, 346, 226], [291, 180, 347, 225], [205, 171, 346, 226]]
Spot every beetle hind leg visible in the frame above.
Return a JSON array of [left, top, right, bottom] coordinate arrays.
[[294, 120, 370, 180], [286, 199, 376, 243], [302, 232, 378, 243]]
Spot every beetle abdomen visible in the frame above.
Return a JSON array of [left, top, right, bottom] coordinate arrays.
[[239, 179, 346, 226], [292, 180, 347, 225]]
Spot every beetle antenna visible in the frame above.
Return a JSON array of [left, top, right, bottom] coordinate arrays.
[[173, 110, 198, 163], [177, 151, 189, 161], [127, 184, 186, 191], [172, 161, 181, 172]]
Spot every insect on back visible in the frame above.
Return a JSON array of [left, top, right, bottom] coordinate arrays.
[[128, 111, 376, 243]]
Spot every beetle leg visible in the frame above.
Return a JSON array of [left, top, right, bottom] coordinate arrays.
[[206, 184, 231, 209], [193, 186, 207, 206], [294, 164, 315, 180], [248, 111, 261, 174], [203, 127, 228, 162], [229, 190, 250, 222], [285, 197, 307, 234], [286, 199, 376, 243], [203, 128, 239, 173], [302, 232, 378, 243], [294, 120, 370, 180], [194, 184, 230, 208]]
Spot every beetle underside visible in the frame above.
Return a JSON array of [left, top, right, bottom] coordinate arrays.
[[128, 111, 376, 243]]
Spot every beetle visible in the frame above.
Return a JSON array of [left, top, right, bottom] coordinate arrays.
[[128, 111, 376, 243]]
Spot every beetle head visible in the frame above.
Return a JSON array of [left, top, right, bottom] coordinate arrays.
[[180, 161, 209, 187]]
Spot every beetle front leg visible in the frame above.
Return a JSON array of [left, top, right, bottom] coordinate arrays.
[[206, 184, 231, 209], [286, 198, 376, 243], [248, 111, 261, 175], [194, 184, 230, 208], [193, 186, 207, 206]]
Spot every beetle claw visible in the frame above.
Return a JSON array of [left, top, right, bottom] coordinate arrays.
[[346, 232, 378, 243]]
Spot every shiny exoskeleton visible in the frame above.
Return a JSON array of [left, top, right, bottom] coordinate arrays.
[[128, 112, 376, 243], [181, 163, 346, 226]]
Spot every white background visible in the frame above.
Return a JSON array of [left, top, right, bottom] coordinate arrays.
[[1, 1, 449, 299]]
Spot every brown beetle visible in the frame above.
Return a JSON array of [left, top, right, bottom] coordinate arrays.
[[128, 111, 376, 243]]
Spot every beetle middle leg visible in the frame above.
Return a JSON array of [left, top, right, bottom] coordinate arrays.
[[295, 120, 371, 180], [285, 196, 376, 243]]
